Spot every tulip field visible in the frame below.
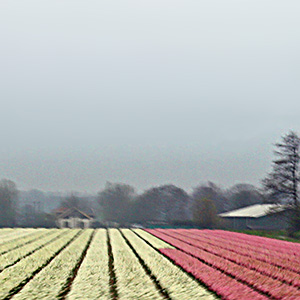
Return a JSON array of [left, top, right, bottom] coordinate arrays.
[[0, 228, 300, 299]]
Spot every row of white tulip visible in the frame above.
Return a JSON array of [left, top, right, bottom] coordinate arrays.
[[67, 229, 111, 300], [0, 228, 47, 255], [0, 229, 80, 299], [109, 229, 164, 300], [0, 228, 16, 236], [0, 228, 33, 238], [0, 230, 61, 271], [0, 228, 38, 245], [133, 228, 174, 249], [11, 230, 93, 300], [128, 229, 216, 300]]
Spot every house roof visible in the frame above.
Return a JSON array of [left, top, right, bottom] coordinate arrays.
[[218, 204, 287, 218], [57, 207, 94, 220], [53, 207, 68, 215]]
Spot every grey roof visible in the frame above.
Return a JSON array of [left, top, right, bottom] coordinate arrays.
[[219, 204, 287, 218]]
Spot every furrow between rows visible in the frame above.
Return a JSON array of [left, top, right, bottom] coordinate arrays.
[[163, 229, 300, 287], [0, 229, 68, 273], [66, 229, 110, 300], [10, 230, 94, 300], [0, 229, 82, 300], [126, 229, 217, 300], [0, 229, 50, 256], [109, 229, 164, 300]]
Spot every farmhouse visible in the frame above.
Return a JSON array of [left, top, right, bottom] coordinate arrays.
[[219, 204, 290, 230], [55, 207, 95, 228]]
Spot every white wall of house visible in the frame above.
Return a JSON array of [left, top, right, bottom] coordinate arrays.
[[57, 217, 93, 228]]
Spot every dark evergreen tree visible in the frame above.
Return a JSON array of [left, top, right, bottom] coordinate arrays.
[[262, 131, 300, 235], [263, 131, 300, 205]]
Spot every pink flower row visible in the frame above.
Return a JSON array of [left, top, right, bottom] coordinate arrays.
[[161, 248, 269, 300], [157, 229, 300, 288], [164, 229, 300, 276], [147, 229, 300, 300], [191, 229, 300, 260], [198, 231, 299, 263], [208, 230, 300, 255]]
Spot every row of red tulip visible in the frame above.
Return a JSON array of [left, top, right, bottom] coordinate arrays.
[[147, 229, 300, 300]]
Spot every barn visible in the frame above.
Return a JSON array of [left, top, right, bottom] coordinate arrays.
[[219, 204, 290, 230]]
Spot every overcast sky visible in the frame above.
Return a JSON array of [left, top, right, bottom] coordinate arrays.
[[0, 0, 300, 193]]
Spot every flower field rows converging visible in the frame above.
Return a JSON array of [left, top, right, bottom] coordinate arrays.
[[124, 229, 216, 300], [66, 229, 110, 300], [160, 229, 300, 287], [146, 229, 300, 300], [0, 229, 41, 245], [0, 228, 300, 299], [109, 229, 164, 299], [0, 228, 48, 255]]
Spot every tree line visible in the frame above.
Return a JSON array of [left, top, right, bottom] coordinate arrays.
[[0, 131, 299, 235], [97, 181, 266, 228], [0, 178, 266, 229]]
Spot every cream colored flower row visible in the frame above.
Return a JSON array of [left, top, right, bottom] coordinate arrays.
[[12, 230, 93, 300], [109, 229, 164, 300], [0, 228, 39, 245], [0, 229, 80, 299], [0, 228, 47, 255], [129, 229, 217, 300], [66, 229, 111, 300], [0, 229, 61, 271]]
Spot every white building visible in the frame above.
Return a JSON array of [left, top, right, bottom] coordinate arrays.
[[56, 207, 94, 228]]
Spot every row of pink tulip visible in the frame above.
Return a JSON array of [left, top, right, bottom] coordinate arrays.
[[208, 230, 300, 255], [147, 229, 300, 300], [191, 229, 300, 259], [158, 229, 300, 288], [165, 228, 298, 259], [165, 229, 300, 275], [193, 230, 300, 260], [160, 248, 269, 300]]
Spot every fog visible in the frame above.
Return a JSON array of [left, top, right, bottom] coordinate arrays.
[[1, 0, 300, 192]]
